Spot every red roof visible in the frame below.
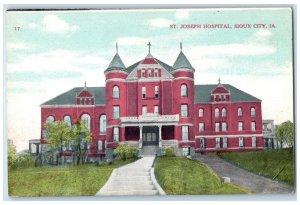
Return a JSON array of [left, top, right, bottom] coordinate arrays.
[[212, 86, 230, 94], [77, 89, 93, 97], [141, 58, 158, 64]]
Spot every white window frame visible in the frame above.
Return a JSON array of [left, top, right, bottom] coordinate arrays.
[[113, 127, 119, 142], [142, 106, 147, 115], [46, 116, 55, 124], [222, 108, 227, 117], [98, 140, 103, 153], [199, 123, 204, 132], [181, 104, 188, 117], [81, 114, 91, 131], [155, 86, 159, 98], [222, 122, 227, 131], [100, 115, 106, 134], [252, 137, 257, 147], [238, 107, 243, 117], [215, 108, 220, 118], [199, 108, 204, 117], [239, 137, 244, 147], [64, 115, 71, 127], [148, 69, 152, 77], [142, 69, 146, 77], [113, 86, 120, 99], [154, 106, 159, 115], [223, 137, 228, 148], [251, 122, 256, 131], [216, 137, 221, 149], [182, 126, 189, 141], [200, 137, 205, 148], [154, 68, 158, 77], [182, 147, 190, 156], [142, 86, 146, 99], [238, 122, 243, 131], [181, 84, 187, 97], [215, 122, 220, 132], [113, 106, 120, 119], [251, 107, 256, 117]]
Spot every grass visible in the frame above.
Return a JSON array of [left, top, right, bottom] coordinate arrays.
[[218, 148, 295, 186], [8, 159, 135, 197], [155, 157, 249, 195]]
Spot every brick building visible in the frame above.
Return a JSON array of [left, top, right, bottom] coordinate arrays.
[[40, 43, 263, 160]]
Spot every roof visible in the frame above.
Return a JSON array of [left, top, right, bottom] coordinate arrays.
[[41, 87, 105, 106], [195, 84, 261, 103], [105, 53, 126, 72], [172, 51, 194, 71]]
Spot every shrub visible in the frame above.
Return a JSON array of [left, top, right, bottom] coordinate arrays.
[[12, 153, 36, 169], [114, 144, 138, 161], [163, 146, 176, 157]]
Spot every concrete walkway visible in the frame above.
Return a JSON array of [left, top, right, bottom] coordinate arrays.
[[197, 154, 294, 194], [96, 156, 164, 196]]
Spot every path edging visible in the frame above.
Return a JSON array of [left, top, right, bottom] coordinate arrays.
[[95, 169, 117, 196], [150, 167, 166, 195]]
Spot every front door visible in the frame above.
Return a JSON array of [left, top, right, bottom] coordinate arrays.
[[143, 133, 158, 146]]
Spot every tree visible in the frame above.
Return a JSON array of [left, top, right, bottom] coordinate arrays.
[[8, 143, 17, 169], [275, 120, 294, 148], [71, 119, 92, 165], [45, 121, 72, 164]]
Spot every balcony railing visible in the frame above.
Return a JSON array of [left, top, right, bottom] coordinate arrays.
[[120, 113, 179, 123]]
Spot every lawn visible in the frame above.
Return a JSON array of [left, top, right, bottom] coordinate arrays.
[[8, 159, 135, 197], [155, 157, 249, 195], [218, 148, 295, 186]]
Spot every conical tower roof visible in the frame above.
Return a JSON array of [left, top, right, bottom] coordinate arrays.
[[104, 43, 126, 73], [172, 43, 194, 71]]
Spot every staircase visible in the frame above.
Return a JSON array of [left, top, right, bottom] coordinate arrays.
[[96, 156, 160, 196], [142, 146, 159, 156]]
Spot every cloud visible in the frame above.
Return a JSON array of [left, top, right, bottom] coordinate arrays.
[[7, 42, 30, 50], [175, 10, 190, 20], [255, 29, 272, 38], [28, 23, 37, 29], [117, 37, 150, 46], [148, 18, 172, 28], [42, 14, 79, 34]]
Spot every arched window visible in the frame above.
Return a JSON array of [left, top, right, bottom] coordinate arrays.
[[46, 116, 54, 124], [238, 107, 243, 117], [100, 115, 106, 134], [113, 86, 119, 99], [222, 108, 227, 117], [215, 108, 220, 118], [199, 108, 204, 117], [181, 84, 187, 97], [251, 107, 256, 117], [81, 114, 91, 131], [64, 115, 71, 127]]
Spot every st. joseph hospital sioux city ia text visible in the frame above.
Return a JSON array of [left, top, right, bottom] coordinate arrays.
[[175, 23, 275, 29], [40, 42, 263, 161]]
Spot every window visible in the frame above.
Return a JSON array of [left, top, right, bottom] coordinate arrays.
[[81, 114, 91, 131], [154, 106, 159, 114], [215, 108, 220, 118], [100, 115, 106, 134], [142, 106, 147, 115], [199, 108, 204, 117], [113, 86, 119, 99], [113, 106, 120, 119], [46, 116, 54, 124], [200, 137, 205, 148], [181, 84, 187, 97], [64, 115, 71, 127], [223, 137, 228, 148], [222, 122, 227, 131], [182, 147, 190, 156], [148, 69, 152, 77], [98, 140, 103, 153], [239, 137, 244, 147], [252, 137, 257, 147], [199, 123, 205, 132], [142, 87, 146, 99], [238, 122, 243, 131], [181, 104, 188, 117], [238, 107, 243, 117], [155, 86, 159, 98], [251, 122, 256, 131], [182, 126, 189, 141], [223, 95, 226, 101], [113, 127, 119, 142], [251, 107, 256, 117], [219, 95, 222, 101], [222, 108, 227, 117], [154, 69, 158, 77], [216, 137, 221, 148], [142, 69, 146, 77], [215, 123, 220, 132]]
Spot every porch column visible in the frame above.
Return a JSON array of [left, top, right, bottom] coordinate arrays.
[[139, 125, 143, 149], [158, 125, 162, 148]]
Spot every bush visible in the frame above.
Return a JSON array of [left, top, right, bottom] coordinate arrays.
[[163, 146, 176, 157], [12, 153, 36, 169], [114, 144, 138, 161]]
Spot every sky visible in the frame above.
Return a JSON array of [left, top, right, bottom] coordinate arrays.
[[5, 8, 293, 151]]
